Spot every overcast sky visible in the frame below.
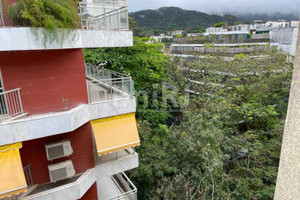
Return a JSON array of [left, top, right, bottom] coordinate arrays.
[[127, 0, 300, 15]]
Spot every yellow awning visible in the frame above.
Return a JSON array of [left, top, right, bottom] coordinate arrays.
[[91, 113, 140, 156], [0, 143, 27, 199]]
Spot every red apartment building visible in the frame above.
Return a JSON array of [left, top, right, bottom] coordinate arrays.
[[0, 0, 139, 200]]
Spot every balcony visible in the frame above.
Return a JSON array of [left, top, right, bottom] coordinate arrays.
[[19, 169, 97, 200], [0, 67, 136, 146], [98, 172, 137, 200], [78, 1, 129, 31], [0, 0, 133, 51], [95, 148, 139, 179], [86, 64, 134, 103], [0, 88, 25, 122]]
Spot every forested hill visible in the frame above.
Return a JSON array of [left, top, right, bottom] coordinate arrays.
[[236, 12, 299, 24], [130, 7, 239, 32]]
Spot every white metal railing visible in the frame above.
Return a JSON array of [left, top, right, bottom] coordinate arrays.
[[110, 172, 137, 200], [0, 88, 23, 120], [97, 148, 136, 164], [24, 164, 34, 187], [78, 2, 129, 30], [86, 64, 134, 103]]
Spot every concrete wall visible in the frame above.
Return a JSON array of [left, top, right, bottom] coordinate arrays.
[[0, 28, 133, 51], [274, 26, 300, 200], [20, 122, 95, 185], [0, 49, 88, 115], [0, 97, 137, 146], [270, 27, 298, 56]]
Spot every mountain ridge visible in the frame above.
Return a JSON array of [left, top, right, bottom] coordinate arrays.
[[130, 7, 298, 36]]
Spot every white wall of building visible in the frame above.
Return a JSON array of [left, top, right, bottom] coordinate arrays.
[[266, 21, 290, 28], [270, 27, 298, 56]]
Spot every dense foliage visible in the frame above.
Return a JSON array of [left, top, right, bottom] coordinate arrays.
[[9, 0, 80, 46], [84, 39, 293, 199], [130, 7, 238, 36]]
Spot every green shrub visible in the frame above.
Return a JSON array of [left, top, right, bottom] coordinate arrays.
[[9, 0, 80, 46]]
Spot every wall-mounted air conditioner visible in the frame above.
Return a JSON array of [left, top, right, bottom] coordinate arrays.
[[48, 160, 75, 182], [45, 139, 73, 161]]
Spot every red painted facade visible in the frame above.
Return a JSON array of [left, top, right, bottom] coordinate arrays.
[[0, 49, 88, 115], [20, 122, 95, 185], [80, 183, 98, 200]]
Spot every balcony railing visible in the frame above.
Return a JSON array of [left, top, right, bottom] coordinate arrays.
[[78, 2, 129, 30], [0, 88, 24, 121], [0, 0, 129, 31], [86, 65, 134, 103], [110, 173, 137, 200], [96, 148, 136, 164]]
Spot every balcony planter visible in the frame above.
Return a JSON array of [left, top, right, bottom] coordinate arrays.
[[7, 0, 80, 47]]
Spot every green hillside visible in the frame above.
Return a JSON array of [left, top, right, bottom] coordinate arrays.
[[130, 7, 239, 35]]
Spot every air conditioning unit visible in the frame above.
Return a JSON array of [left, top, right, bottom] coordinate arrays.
[[48, 160, 75, 182], [45, 140, 73, 161]]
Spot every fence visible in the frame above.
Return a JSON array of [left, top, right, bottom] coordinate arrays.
[[111, 172, 137, 200], [24, 164, 34, 187], [97, 148, 136, 164], [86, 65, 134, 103], [0, 0, 129, 31], [0, 88, 23, 121], [171, 45, 276, 55], [78, 2, 129, 30]]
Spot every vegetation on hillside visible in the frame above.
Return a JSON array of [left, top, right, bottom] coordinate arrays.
[[84, 38, 292, 199], [130, 7, 238, 36]]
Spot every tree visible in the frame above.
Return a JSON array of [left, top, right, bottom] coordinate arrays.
[[214, 22, 226, 27], [84, 40, 292, 199]]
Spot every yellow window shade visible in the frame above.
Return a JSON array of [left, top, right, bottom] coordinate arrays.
[[0, 143, 27, 199], [91, 113, 140, 156]]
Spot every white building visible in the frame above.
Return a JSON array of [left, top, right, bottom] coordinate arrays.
[[229, 24, 254, 32], [265, 20, 290, 28], [291, 21, 299, 28], [205, 27, 227, 33], [171, 30, 184, 36]]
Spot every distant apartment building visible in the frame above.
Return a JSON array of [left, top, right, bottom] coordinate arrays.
[[150, 34, 173, 42], [205, 27, 227, 33], [172, 30, 184, 36], [203, 31, 250, 41], [291, 21, 300, 28], [229, 24, 255, 32], [0, 0, 139, 200], [265, 20, 290, 28], [186, 33, 202, 37]]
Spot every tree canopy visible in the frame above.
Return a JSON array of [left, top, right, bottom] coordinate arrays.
[[84, 39, 292, 200]]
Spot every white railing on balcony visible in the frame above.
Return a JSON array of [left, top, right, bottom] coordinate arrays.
[[86, 64, 134, 103], [111, 172, 137, 200], [78, 2, 129, 30], [0, 88, 23, 121], [97, 148, 136, 164]]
